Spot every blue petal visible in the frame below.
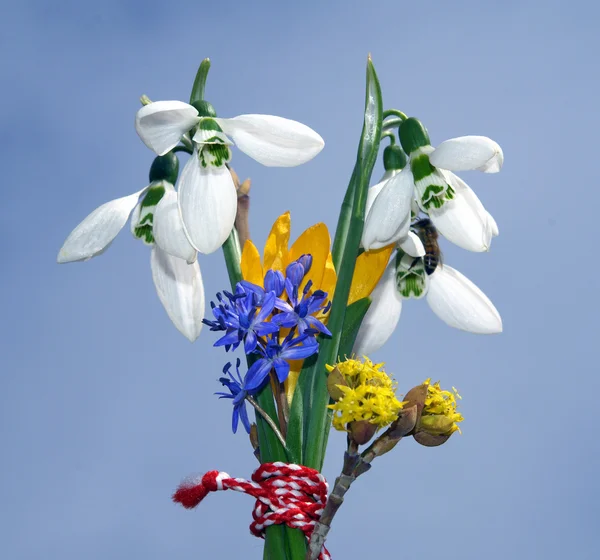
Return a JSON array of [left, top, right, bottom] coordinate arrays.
[[274, 298, 294, 313], [255, 291, 276, 323], [297, 254, 313, 275], [281, 342, 319, 361], [255, 322, 280, 336], [272, 312, 299, 328], [215, 329, 241, 348], [273, 358, 290, 383], [232, 407, 240, 433], [304, 316, 332, 336], [264, 269, 285, 296], [238, 402, 251, 434], [245, 359, 273, 393], [244, 330, 258, 354], [285, 262, 305, 288]]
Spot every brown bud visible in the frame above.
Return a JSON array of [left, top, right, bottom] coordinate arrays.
[[349, 420, 378, 445], [327, 367, 348, 401], [249, 423, 259, 451], [388, 404, 418, 438], [403, 383, 429, 425], [413, 431, 451, 447]]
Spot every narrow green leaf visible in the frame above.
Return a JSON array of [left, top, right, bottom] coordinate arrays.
[[300, 57, 383, 471], [338, 297, 372, 358]]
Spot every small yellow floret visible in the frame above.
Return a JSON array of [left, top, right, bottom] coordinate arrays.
[[328, 357, 404, 431], [421, 378, 464, 435]]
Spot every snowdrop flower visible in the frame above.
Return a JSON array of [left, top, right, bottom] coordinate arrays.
[[57, 154, 204, 342], [364, 117, 502, 253], [395, 249, 502, 334], [135, 100, 325, 254]]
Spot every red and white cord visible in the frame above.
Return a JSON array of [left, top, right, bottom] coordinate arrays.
[[173, 461, 331, 560]]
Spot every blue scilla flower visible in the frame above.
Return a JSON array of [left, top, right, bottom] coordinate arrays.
[[244, 331, 319, 392], [216, 359, 251, 434], [272, 260, 332, 336], [204, 285, 279, 353]]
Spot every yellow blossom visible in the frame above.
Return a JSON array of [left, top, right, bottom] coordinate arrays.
[[327, 357, 404, 431], [240, 212, 393, 403], [420, 378, 464, 435]]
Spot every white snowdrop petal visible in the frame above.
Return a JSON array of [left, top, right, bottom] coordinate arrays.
[[151, 247, 204, 342], [57, 188, 148, 263], [430, 136, 503, 173], [426, 265, 502, 334], [364, 170, 400, 218], [486, 211, 499, 237], [398, 231, 426, 257], [177, 154, 237, 254], [153, 189, 197, 263], [135, 100, 200, 156], [429, 172, 492, 252], [215, 114, 324, 167], [362, 166, 414, 250], [353, 261, 402, 355]]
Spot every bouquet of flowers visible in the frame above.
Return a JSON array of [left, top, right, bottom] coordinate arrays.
[[57, 56, 502, 560]]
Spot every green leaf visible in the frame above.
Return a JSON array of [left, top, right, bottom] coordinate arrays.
[[297, 57, 383, 471], [338, 297, 372, 358]]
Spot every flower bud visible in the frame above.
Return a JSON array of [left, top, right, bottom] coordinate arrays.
[[411, 379, 463, 446], [349, 420, 378, 445], [191, 100, 217, 117], [399, 117, 431, 155], [383, 144, 407, 171], [149, 152, 179, 184], [327, 366, 348, 401]]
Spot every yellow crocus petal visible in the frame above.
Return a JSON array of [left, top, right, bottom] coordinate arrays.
[[284, 360, 303, 405], [241, 240, 264, 286], [289, 222, 331, 292], [264, 211, 291, 272], [321, 252, 337, 300], [347, 245, 394, 306]]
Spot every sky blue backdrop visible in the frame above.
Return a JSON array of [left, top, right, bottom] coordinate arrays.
[[2, 1, 598, 558]]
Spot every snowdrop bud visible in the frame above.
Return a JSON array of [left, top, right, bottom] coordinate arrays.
[[191, 100, 217, 117], [383, 144, 407, 171], [149, 152, 179, 184], [399, 117, 431, 155]]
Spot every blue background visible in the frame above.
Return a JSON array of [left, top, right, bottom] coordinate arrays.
[[2, 1, 598, 558]]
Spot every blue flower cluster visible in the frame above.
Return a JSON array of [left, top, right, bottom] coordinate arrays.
[[204, 254, 331, 433]]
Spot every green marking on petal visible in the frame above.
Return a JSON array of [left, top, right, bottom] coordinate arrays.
[[199, 140, 232, 168], [410, 153, 435, 182], [134, 224, 155, 245], [198, 117, 224, 133], [132, 181, 169, 246], [395, 251, 427, 299], [139, 184, 166, 209], [421, 184, 455, 211]]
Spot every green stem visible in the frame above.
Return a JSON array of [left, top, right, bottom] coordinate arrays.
[[302, 58, 383, 471], [383, 108, 407, 120], [189, 58, 211, 105], [172, 145, 193, 155], [382, 116, 404, 132], [221, 228, 303, 560], [381, 130, 396, 144]]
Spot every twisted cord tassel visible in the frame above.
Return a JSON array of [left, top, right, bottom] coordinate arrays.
[[173, 461, 331, 560]]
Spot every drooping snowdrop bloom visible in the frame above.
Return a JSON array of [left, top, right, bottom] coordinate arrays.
[[57, 154, 204, 342], [395, 249, 502, 334], [364, 117, 502, 253], [135, 100, 325, 254]]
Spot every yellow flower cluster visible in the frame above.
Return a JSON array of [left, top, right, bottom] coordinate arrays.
[[328, 358, 404, 431], [420, 378, 464, 435]]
